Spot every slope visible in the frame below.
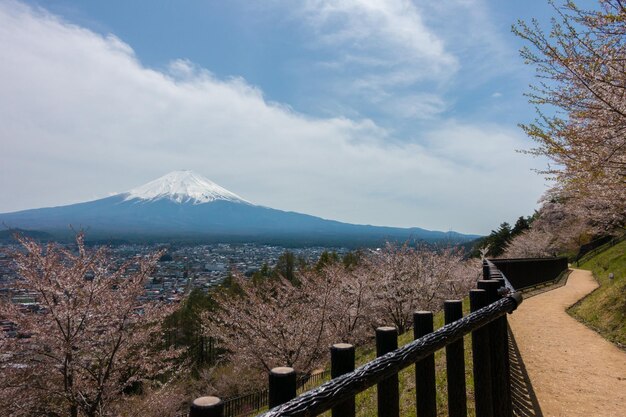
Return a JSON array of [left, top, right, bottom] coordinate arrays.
[[569, 238, 626, 348]]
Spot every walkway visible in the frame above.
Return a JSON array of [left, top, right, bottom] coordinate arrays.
[[508, 268, 626, 417]]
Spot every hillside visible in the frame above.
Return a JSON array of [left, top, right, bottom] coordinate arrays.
[[0, 228, 54, 243], [352, 300, 477, 417], [569, 238, 626, 348]]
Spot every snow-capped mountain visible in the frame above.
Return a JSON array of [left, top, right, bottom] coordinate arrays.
[[124, 170, 249, 204], [0, 171, 478, 246]]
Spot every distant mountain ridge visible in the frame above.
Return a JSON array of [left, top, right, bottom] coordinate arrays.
[[0, 171, 479, 247], [0, 228, 54, 243]]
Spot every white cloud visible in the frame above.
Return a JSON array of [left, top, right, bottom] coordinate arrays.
[[0, 1, 547, 234], [418, 0, 524, 84], [272, 0, 459, 113], [299, 0, 456, 70], [377, 93, 448, 120], [273, 0, 526, 119]]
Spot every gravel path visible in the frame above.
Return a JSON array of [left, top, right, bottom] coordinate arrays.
[[508, 268, 626, 417]]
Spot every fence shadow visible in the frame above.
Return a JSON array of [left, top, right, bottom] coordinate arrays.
[[508, 326, 543, 417]]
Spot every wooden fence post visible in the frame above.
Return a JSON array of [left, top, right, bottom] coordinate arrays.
[[478, 279, 511, 417], [470, 289, 493, 417], [268, 367, 296, 408], [483, 260, 491, 280], [376, 326, 399, 417], [492, 278, 513, 417], [189, 396, 224, 417], [477, 279, 499, 301], [414, 311, 437, 417], [444, 300, 467, 417], [331, 343, 356, 417]]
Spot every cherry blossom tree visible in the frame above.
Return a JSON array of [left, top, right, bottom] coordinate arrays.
[[319, 263, 372, 345], [363, 244, 476, 334], [514, 0, 626, 231], [0, 234, 182, 417], [502, 228, 557, 258], [204, 272, 337, 378], [203, 243, 478, 395]]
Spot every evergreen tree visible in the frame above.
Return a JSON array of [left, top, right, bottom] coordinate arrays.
[[220, 270, 243, 295], [480, 222, 513, 258], [512, 216, 531, 236], [315, 250, 340, 272], [164, 288, 217, 366], [251, 262, 272, 285], [273, 251, 297, 284], [297, 255, 309, 272], [342, 250, 361, 270]]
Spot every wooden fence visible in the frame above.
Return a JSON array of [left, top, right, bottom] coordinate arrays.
[[187, 259, 538, 417], [574, 233, 626, 266], [488, 257, 568, 290], [220, 370, 331, 417]]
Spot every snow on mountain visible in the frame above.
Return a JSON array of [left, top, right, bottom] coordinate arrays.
[[0, 170, 480, 245], [124, 170, 250, 204]]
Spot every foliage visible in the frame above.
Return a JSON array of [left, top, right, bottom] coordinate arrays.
[[472, 216, 533, 258], [250, 262, 272, 285], [314, 250, 340, 272], [503, 197, 597, 258], [569, 238, 626, 347], [363, 244, 477, 334], [352, 299, 477, 417], [272, 250, 298, 283], [342, 249, 362, 270], [512, 216, 532, 235], [249, 250, 310, 284], [502, 227, 558, 258], [204, 272, 338, 378], [487, 222, 513, 258], [513, 0, 626, 233], [0, 234, 183, 417], [163, 288, 216, 367], [202, 243, 478, 390], [322, 262, 372, 345]]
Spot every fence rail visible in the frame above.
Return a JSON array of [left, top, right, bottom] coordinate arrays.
[[214, 370, 331, 417], [188, 258, 539, 417], [262, 295, 520, 416], [488, 257, 568, 290], [574, 233, 626, 266]]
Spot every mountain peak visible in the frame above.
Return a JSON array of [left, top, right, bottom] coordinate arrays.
[[124, 170, 250, 204]]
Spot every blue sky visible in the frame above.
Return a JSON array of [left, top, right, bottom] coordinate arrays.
[[0, 0, 571, 234]]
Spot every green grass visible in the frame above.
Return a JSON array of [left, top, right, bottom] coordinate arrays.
[[251, 300, 480, 417], [348, 299, 476, 417], [569, 239, 626, 348]]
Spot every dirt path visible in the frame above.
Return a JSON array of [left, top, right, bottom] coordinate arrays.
[[508, 268, 626, 417]]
